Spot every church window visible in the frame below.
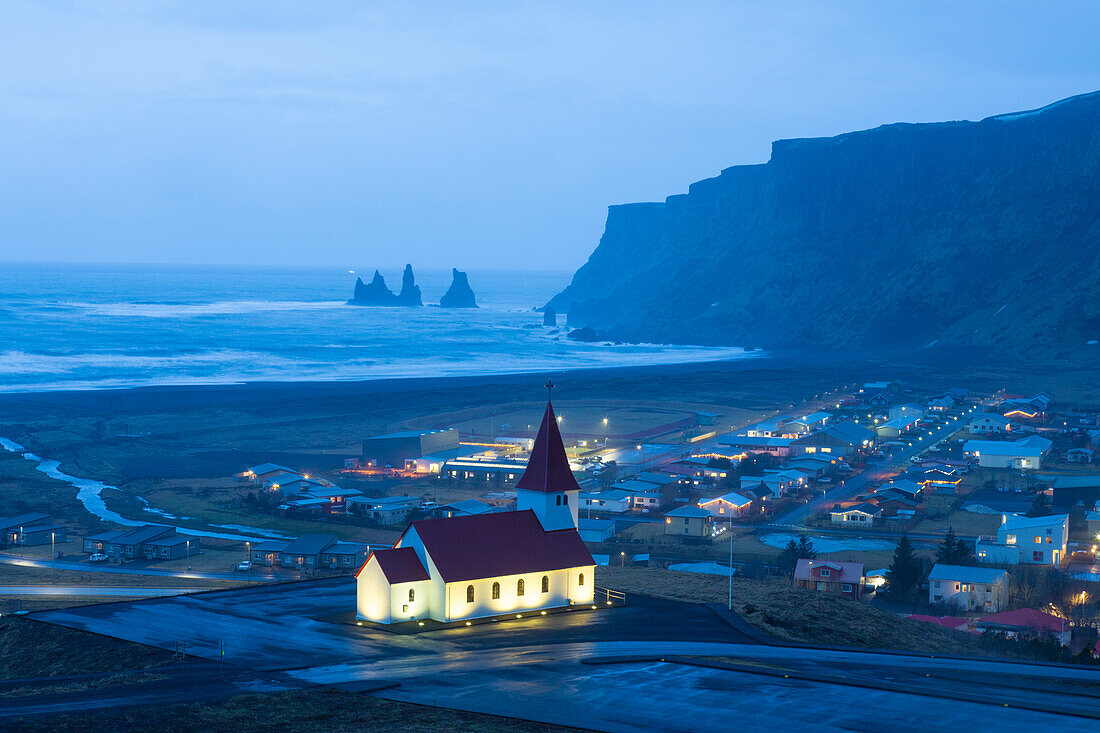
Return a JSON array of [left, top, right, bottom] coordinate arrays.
[[492, 581, 500, 600], [517, 578, 525, 596], [578, 572, 585, 586], [541, 575, 549, 593], [555, 495, 561, 506], [408, 588, 415, 603], [466, 585, 474, 603]]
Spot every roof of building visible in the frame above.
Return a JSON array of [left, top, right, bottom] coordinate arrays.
[[582, 489, 635, 502], [978, 608, 1065, 633], [364, 428, 455, 441], [328, 541, 370, 555], [1052, 475, 1100, 489], [0, 512, 53, 531], [632, 472, 677, 486], [928, 563, 1008, 584], [247, 463, 296, 475], [613, 479, 666, 493], [825, 422, 876, 445], [404, 510, 593, 583], [108, 525, 175, 546], [263, 472, 304, 487], [144, 533, 199, 548], [514, 401, 581, 494], [969, 414, 1012, 426], [281, 534, 338, 556], [366, 547, 431, 583], [252, 540, 290, 552], [354, 495, 419, 508], [721, 436, 794, 447], [665, 505, 713, 518], [964, 435, 1052, 457], [794, 558, 864, 583], [832, 502, 881, 516], [1000, 513, 1069, 531], [700, 491, 753, 507], [578, 518, 617, 532], [877, 479, 923, 496], [439, 499, 496, 515]]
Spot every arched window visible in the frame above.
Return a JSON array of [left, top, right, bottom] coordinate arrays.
[[466, 585, 474, 603], [492, 581, 500, 600], [408, 588, 415, 603], [555, 495, 561, 506], [517, 578, 525, 596], [578, 572, 585, 586], [541, 575, 549, 593]]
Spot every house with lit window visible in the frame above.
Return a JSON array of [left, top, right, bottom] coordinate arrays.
[[963, 435, 1052, 469], [663, 504, 714, 537], [794, 559, 864, 599], [968, 414, 1013, 435], [356, 398, 595, 624], [975, 513, 1069, 566], [830, 503, 881, 526], [699, 491, 754, 518], [928, 564, 1009, 612]]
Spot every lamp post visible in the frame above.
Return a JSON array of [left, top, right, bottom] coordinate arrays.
[[728, 517, 734, 610], [186, 539, 191, 571], [620, 551, 626, 567]]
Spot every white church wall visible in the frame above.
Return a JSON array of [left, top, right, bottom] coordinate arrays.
[[356, 557, 392, 623], [388, 579, 431, 622], [518, 489, 579, 531], [443, 565, 595, 621]]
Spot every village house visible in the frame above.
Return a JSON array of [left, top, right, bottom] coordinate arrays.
[[1067, 448, 1094, 464], [356, 397, 596, 625], [718, 435, 794, 457], [442, 456, 529, 484], [276, 534, 370, 571], [875, 415, 919, 440], [791, 422, 875, 457], [873, 478, 923, 503], [83, 525, 199, 563], [976, 513, 1069, 566], [830, 502, 881, 526], [888, 404, 925, 421], [999, 392, 1053, 423], [963, 435, 1052, 469], [905, 468, 962, 494], [0, 513, 67, 547], [968, 414, 1014, 435], [1052, 475, 1100, 510], [236, 463, 299, 484], [794, 559, 864, 599], [699, 491, 754, 518], [927, 394, 955, 411], [783, 411, 832, 434], [432, 500, 503, 518], [974, 608, 1069, 646], [577, 517, 617, 543], [580, 488, 634, 514], [663, 504, 714, 537], [928, 564, 1009, 613], [346, 495, 420, 524], [1085, 505, 1100, 538]]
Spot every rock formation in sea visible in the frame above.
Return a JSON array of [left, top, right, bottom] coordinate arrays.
[[396, 264, 423, 306], [348, 266, 422, 306], [440, 268, 478, 308], [543, 307, 557, 327], [546, 90, 1100, 357]]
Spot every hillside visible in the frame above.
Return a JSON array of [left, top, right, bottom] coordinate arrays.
[[548, 91, 1100, 356]]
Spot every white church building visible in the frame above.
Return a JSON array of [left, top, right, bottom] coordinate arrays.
[[356, 397, 596, 624]]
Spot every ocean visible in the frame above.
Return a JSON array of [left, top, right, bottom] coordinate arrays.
[[0, 263, 753, 393]]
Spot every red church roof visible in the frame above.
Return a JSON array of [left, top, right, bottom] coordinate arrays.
[[360, 546, 430, 583], [515, 401, 581, 494], [403, 509, 593, 583]]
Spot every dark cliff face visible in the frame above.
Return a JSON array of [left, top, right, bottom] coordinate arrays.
[[440, 268, 477, 308], [548, 91, 1100, 356]]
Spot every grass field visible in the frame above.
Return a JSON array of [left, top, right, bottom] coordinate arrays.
[[9, 689, 585, 733], [596, 566, 995, 656]]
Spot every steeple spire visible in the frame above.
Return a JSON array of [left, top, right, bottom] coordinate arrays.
[[515, 394, 581, 494]]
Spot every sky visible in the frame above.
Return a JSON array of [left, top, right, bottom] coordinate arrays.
[[1, 1, 1098, 271]]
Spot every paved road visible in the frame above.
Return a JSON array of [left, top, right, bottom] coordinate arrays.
[[0, 553, 279, 581], [0, 585, 204, 597], [770, 406, 979, 528], [27, 577, 1100, 730]]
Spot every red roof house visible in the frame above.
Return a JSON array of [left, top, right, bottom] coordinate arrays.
[[794, 559, 864, 600]]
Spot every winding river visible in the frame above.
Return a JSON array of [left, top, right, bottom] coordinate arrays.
[[1, 436, 288, 542]]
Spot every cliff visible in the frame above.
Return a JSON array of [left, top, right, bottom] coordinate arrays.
[[440, 268, 478, 308], [548, 91, 1100, 357], [348, 265, 422, 306]]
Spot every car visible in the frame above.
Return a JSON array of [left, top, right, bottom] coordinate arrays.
[[817, 477, 833, 484], [237, 561, 254, 571], [89, 553, 108, 563]]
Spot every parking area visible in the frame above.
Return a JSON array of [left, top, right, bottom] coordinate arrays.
[[30, 578, 752, 672]]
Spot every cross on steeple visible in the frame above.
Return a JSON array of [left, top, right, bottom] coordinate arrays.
[[545, 378, 554, 400]]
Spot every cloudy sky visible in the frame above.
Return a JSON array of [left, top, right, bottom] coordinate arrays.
[[2, 1, 1098, 271]]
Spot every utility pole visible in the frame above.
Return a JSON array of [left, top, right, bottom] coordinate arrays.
[[728, 517, 734, 610]]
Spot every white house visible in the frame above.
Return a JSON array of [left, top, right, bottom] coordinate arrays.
[[976, 513, 1069, 566], [699, 491, 753, 518], [356, 399, 595, 625], [580, 489, 633, 514], [888, 404, 925, 421], [968, 414, 1013, 435], [830, 503, 881, 526], [928, 564, 1009, 612], [963, 435, 1052, 470]]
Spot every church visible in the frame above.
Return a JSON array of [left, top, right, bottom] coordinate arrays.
[[355, 395, 596, 624]]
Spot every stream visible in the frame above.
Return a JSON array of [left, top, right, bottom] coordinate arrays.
[[1, 436, 289, 542]]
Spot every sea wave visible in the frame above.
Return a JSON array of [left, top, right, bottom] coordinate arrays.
[[66, 300, 348, 318]]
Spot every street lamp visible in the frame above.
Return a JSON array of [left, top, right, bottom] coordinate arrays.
[[186, 539, 191, 571], [620, 551, 626, 567]]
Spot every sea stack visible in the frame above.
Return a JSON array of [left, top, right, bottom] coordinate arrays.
[[396, 264, 423, 306], [347, 270, 397, 305], [543, 308, 556, 327], [440, 268, 477, 308]]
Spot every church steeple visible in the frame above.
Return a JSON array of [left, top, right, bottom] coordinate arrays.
[[516, 384, 581, 530]]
